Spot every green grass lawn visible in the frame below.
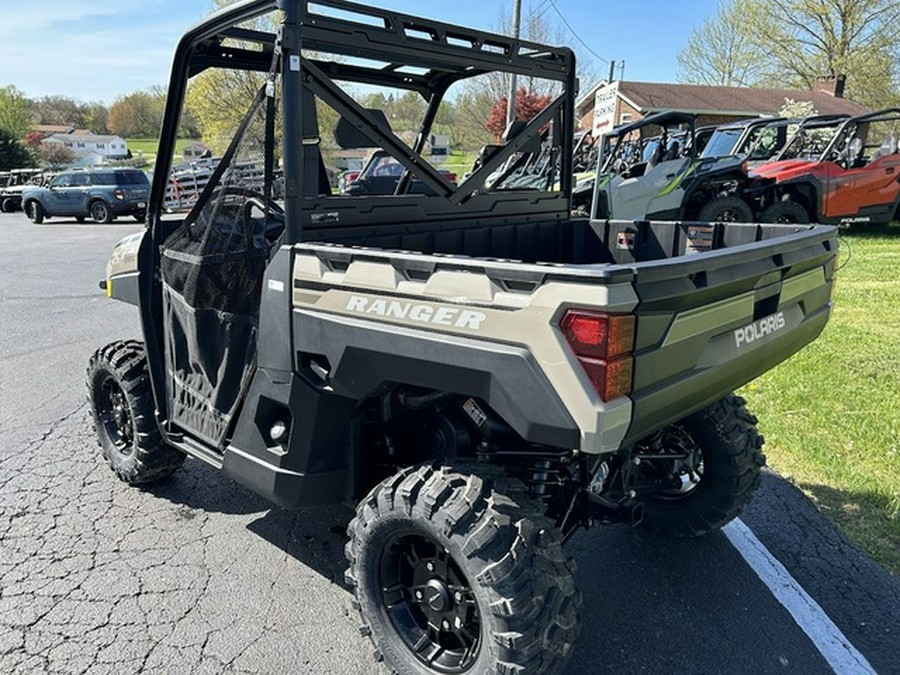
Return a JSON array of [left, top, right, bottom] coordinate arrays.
[[126, 138, 195, 167], [442, 150, 477, 178], [740, 222, 900, 574]]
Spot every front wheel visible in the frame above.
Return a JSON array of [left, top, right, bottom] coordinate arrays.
[[90, 200, 113, 224], [636, 394, 766, 538], [87, 340, 185, 484], [346, 462, 580, 674], [1, 197, 17, 213], [696, 195, 754, 223]]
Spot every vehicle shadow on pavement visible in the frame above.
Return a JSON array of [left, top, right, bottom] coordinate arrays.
[[144, 460, 273, 516], [141, 460, 897, 674], [793, 480, 898, 575], [145, 459, 356, 584], [246, 505, 355, 586]]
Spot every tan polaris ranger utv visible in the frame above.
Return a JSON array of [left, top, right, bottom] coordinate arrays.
[[87, 1, 838, 672]]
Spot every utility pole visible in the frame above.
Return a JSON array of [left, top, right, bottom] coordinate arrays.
[[505, 0, 522, 128]]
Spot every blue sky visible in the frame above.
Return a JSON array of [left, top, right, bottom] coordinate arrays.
[[0, 0, 720, 104]]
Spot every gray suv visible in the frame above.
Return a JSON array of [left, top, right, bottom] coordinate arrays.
[[22, 169, 149, 224]]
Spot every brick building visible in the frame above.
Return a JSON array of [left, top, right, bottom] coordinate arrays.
[[577, 76, 869, 134]]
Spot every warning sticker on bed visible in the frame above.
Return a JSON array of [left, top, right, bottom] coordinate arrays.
[[685, 225, 715, 254]]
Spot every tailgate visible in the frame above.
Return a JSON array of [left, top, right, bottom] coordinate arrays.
[[624, 224, 837, 443]]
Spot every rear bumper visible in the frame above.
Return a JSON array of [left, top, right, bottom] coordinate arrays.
[[108, 200, 147, 216]]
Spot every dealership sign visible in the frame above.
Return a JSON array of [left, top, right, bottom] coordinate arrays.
[[592, 81, 619, 137]]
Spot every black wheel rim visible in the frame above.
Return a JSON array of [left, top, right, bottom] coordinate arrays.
[[715, 208, 741, 222], [97, 375, 134, 454], [641, 426, 705, 502], [379, 531, 481, 672]]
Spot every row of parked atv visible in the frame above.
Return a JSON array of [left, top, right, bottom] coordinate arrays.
[[0, 168, 46, 213], [572, 107, 900, 226]]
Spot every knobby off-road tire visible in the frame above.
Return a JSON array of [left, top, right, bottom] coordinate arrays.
[[696, 195, 754, 223], [87, 340, 184, 484], [639, 394, 766, 538], [760, 200, 810, 224], [346, 462, 580, 675]]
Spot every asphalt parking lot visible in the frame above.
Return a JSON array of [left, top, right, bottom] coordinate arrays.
[[1, 212, 898, 674]]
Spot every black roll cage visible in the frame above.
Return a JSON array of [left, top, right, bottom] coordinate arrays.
[[149, 0, 577, 244], [599, 111, 697, 174]]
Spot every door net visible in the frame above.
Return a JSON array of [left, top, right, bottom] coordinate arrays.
[[160, 85, 277, 447]]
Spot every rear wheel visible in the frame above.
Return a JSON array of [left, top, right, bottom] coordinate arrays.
[[1, 198, 17, 213], [87, 340, 185, 484], [760, 200, 810, 224], [346, 462, 580, 674], [90, 200, 113, 224], [697, 195, 753, 223], [636, 394, 765, 538], [26, 201, 44, 224]]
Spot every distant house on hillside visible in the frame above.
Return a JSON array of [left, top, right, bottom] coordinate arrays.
[[32, 125, 95, 137], [33, 124, 76, 136], [183, 142, 211, 160], [43, 133, 129, 161], [577, 75, 869, 134]]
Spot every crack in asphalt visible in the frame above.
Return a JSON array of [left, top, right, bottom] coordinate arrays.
[[0, 410, 376, 674]]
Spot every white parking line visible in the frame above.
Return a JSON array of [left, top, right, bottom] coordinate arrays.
[[724, 518, 876, 675]]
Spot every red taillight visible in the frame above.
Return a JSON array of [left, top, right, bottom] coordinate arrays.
[[113, 188, 124, 200], [561, 310, 635, 359], [560, 309, 635, 401]]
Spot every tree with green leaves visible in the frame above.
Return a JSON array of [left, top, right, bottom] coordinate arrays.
[[678, 0, 900, 108], [30, 95, 110, 134], [676, 1, 770, 87], [108, 89, 166, 139], [0, 129, 33, 170], [0, 85, 33, 139]]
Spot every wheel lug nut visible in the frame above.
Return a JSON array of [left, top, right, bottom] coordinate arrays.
[[454, 591, 462, 602], [441, 619, 450, 631], [415, 590, 423, 600], [454, 616, 462, 629], [426, 562, 434, 572]]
